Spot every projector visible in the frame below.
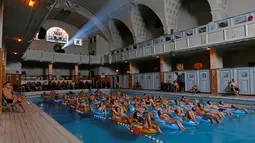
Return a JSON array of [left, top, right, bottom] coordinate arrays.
[[53, 43, 65, 53]]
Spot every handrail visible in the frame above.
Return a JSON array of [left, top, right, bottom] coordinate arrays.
[[109, 10, 255, 54]]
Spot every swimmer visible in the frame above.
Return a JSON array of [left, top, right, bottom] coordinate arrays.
[[158, 110, 186, 131], [207, 100, 233, 116], [219, 101, 249, 113]]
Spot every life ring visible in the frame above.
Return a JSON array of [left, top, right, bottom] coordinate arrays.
[[226, 108, 246, 115], [91, 109, 109, 116], [152, 110, 179, 130], [195, 115, 210, 124], [173, 116, 198, 127], [130, 123, 158, 134], [53, 99, 61, 103], [112, 116, 134, 123]]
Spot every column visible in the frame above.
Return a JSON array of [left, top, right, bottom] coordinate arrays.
[[74, 64, 79, 84], [0, 0, 4, 121], [164, 26, 175, 35], [159, 56, 172, 83], [48, 63, 53, 82], [133, 36, 146, 43], [209, 48, 223, 95], [129, 62, 139, 89], [211, 9, 227, 21]]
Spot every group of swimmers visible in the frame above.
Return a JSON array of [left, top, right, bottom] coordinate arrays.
[[42, 89, 249, 134]]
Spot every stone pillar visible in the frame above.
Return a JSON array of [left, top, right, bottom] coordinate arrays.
[[211, 9, 227, 21], [133, 36, 146, 43], [74, 64, 79, 84], [129, 62, 139, 89], [160, 56, 172, 83], [0, 0, 4, 121], [164, 26, 175, 35], [209, 48, 223, 95], [48, 63, 53, 82]]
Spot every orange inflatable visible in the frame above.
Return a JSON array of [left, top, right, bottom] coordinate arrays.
[[112, 116, 134, 124], [130, 123, 158, 134]]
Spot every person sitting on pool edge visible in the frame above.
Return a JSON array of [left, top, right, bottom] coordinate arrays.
[[3, 82, 25, 112], [207, 100, 233, 116], [189, 84, 200, 93], [229, 79, 240, 96], [219, 101, 249, 113], [133, 107, 165, 135]]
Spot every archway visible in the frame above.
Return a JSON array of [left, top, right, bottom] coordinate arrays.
[[112, 18, 134, 47], [137, 4, 164, 40], [181, 0, 212, 25]]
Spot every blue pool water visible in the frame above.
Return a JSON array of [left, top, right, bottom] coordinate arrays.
[[30, 97, 255, 143]]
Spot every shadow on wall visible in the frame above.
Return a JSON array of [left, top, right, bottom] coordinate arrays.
[[112, 18, 134, 47], [181, 0, 212, 26], [138, 4, 164, 39]]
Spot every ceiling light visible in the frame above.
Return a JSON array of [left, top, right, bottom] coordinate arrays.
[[13, 52, 18, 55], [156, 56, 159, 58], [17, 38, 22, 42], [28, 0, 35, 7], [206, 47, 211, 51]]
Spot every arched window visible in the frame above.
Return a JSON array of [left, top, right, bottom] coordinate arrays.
[[46, 27, 69, 44]]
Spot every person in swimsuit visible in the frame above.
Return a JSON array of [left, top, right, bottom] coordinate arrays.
[[192, 105, 221, 125], [207, 100, 233, 116], [174, 108, 198, 124], [112, 106, 132, 123], [3, 82, 25, 112], [133, 110, 165, 135], [219, 101, 249, 113], [158, 110, 186, 131]]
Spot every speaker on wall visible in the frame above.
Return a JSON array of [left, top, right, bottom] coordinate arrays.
[[38, 27, 46, 39]]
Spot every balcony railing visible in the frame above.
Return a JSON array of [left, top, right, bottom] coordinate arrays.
[[22, 50, 102, 65], [106, 11, 255, 63]]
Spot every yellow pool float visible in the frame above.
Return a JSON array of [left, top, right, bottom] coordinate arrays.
[[130, 123, 158, 134]]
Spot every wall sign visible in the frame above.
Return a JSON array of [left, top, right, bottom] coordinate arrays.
[[46, 27, 69, 44]]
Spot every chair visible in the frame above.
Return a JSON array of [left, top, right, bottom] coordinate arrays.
[[2, 96, 15, 112]]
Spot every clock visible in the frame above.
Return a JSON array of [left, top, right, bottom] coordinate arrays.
[[176, 64, 184, 71]]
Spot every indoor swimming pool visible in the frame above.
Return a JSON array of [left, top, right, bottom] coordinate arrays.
[[29, 94, 255, 143]]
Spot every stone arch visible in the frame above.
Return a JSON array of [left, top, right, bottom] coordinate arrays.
[[109, 18, 134, 49], [164, 0, 181, 33], [134, 4, 165, 40], [134, 0, 167, 34], [131, 5, 147, 43], [181, 0, 212, 25], [55, 1, 113, 44], [207, 0, 227, 20]]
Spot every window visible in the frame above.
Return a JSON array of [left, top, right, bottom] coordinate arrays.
[[74, 39, 83, 46], [234, 16, 247, 25], [185, 29, 194, 37], [217, 20, 228, 29], [46, 27, 69, 43], [175, 33, 181, 39], [34, 33, 39, 40], [198, 26, 207, 33]]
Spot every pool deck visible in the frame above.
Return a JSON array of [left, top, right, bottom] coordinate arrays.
[[0, 99, 82, 143]]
